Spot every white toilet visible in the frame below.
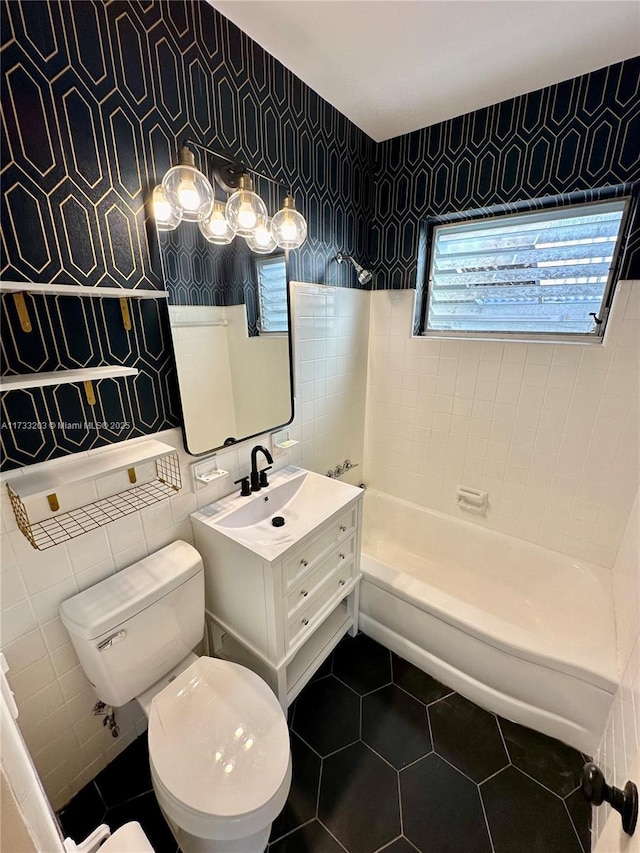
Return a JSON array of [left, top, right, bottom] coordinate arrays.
[[60, 541, 292, 853]]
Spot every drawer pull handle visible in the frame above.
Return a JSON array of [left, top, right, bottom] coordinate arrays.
[[301, 618, 309, 626], [300, 589, 308, 597], [339, 578, 346, 586], [300, 559, 308, 567], [339, 553, 346, 560], [339, 525, 347, 532]]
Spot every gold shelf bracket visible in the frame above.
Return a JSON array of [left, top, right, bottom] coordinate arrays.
[[83, 380, 96, 405], [127, 467, 137, 484], [12, 292, 32, 333], [120, 298, 132, 331], [47, 493, 59, 512]]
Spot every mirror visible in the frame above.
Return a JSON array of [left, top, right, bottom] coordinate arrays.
[[157, 221, 294, 455]]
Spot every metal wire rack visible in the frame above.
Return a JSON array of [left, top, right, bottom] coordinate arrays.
[[7, 452, 182, 551]]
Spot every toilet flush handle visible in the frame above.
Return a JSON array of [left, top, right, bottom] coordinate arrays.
[[97, 631, 126, 652]]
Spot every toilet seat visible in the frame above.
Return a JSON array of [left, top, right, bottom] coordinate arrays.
[[148, 657, 291, 842]]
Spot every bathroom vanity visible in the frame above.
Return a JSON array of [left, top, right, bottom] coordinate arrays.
[[191, 466, 363, 707]]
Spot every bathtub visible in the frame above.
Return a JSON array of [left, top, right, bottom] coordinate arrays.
[[359, 490, 618, 754]]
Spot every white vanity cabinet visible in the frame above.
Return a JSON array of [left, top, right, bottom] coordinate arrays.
[[190, 468, 363, 707]]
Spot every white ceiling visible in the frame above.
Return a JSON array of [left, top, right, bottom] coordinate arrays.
[[210, 1, 640, 142]]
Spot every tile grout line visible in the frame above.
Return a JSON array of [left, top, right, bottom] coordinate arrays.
[[268, 817, 317, 847], [478, 784, 497, 853], [513, 764, 575, 801], [396, 767, 404, 838], [561, 794, 590, 853], [434, 750, 483, 788], [318, 818, 350, 852]]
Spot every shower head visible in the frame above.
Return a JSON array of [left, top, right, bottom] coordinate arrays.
[[336, 252, 373, 286]]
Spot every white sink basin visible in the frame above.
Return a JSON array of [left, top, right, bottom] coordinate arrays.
[[191, 466, 363, 562], [216, 474, 307, 529]]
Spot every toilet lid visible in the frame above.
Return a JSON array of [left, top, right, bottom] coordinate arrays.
[[148, 657, 290, 819]]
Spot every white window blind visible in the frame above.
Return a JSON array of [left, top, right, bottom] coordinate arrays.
[[256, 255, 288, 333], [425, 199, 627, 337]]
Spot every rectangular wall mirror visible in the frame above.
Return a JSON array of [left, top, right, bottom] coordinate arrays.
[[157, 221, 294, 455]]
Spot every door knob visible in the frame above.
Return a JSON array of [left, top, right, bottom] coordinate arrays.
[[582, 762, 638, 836]]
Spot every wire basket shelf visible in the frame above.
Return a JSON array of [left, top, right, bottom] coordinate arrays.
[[7, 453, 182, 551]]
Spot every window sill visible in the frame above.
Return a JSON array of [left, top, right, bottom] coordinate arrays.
[[417, 332, 602, 346]]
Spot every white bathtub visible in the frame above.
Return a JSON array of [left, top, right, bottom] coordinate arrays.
[[359, 490, 618, 754]]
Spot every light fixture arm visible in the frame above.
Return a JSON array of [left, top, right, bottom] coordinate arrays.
[[183, 139, 291, 195]]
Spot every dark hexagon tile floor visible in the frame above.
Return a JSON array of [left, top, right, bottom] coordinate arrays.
[[58, 634, 592, 853]]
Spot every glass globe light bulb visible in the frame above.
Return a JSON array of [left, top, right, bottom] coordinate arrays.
[[177, 177, 200, 212], [152, 185, 182, 231], [225, 175, 267, 237], [237, 201, 258, 231], [199, 201, 237, 245], [272, 196, 307, 250], [245, 218, 277, 254], [162, 147, 214, 222]]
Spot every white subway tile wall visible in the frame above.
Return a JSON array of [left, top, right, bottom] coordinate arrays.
[[0, 282, 370, 811], [593, 487, 640, 844], [364, 281, 639, 569], [285, 283, 370, 482]]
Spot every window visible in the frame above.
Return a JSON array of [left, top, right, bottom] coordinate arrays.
[[256, 254, 288, 333], [421, 196, 632, 340]]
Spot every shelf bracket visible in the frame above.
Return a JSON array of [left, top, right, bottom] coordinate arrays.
[[127, 467, 137, 484], [119, 298, 132, 331], [47, 493, 59, 512], [12, 292, 32, 333], [83, 380, 96, 406]]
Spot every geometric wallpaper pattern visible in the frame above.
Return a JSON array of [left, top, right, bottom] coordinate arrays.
[[1, 1, 638, 471], [0, 0, 373, 470], [370, 56, 640, 290]]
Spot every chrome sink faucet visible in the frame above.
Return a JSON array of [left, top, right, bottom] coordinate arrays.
[[250, 445, 273, 492]]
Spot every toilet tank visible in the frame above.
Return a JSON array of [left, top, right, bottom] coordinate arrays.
[[60, 541, 204, 707]]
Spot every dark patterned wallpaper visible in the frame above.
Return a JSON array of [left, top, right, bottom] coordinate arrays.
[[0, 0, 373, 470], [370, 57, 640, 290]]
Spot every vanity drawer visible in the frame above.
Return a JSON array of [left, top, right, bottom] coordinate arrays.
[[286, 536, 356, 617], [286, 557, 356, 649], [284, 505, 357, 587]]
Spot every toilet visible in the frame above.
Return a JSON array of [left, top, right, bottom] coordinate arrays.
[[59, 541, 291, 853]]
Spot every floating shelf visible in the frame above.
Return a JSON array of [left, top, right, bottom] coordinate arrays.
[[0, 366, 138, 393], [7, 439, 177, 500], [0, 281, 168, 299], [6, 439, 182, 550], [1, 280, 168, 332]]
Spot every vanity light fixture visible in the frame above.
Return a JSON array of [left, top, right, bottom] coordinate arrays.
[[199, 201, 237, 245], [157, 140, 308, 253], [271, 196, 308, 250], [225, 174, 268, 236], [161, 146, 215, 222], [152, 185, 183, 231], [245, 217, 278, 253]]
